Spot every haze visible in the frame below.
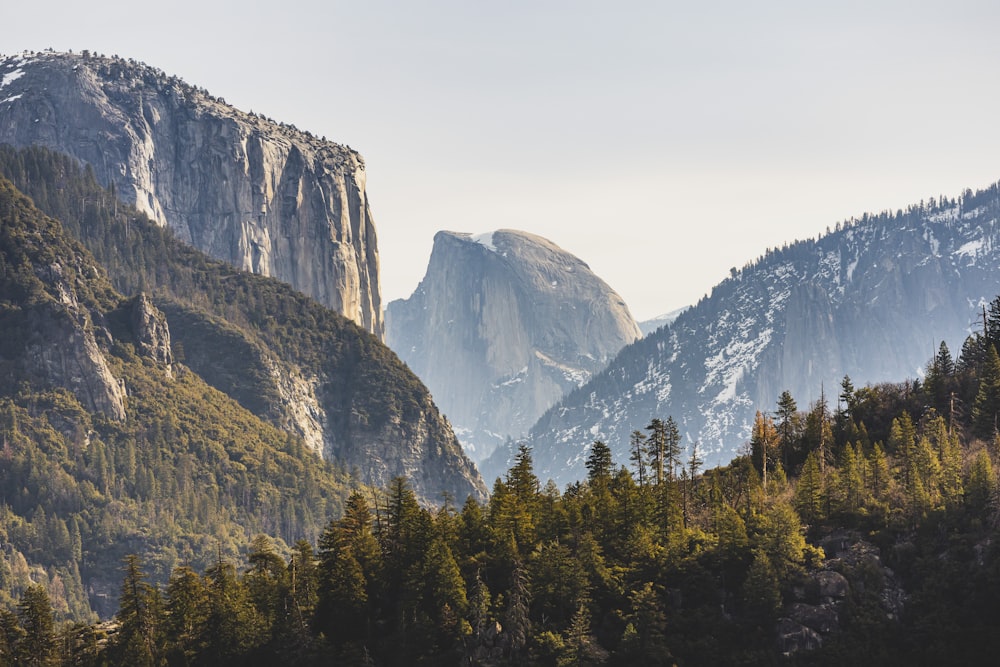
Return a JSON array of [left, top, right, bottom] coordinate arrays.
[[3, 0, 999, 320]]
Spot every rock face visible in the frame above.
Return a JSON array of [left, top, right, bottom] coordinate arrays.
[[387, 229, 641, 461], [0, 179, 126, 421], [24, 298, 127, 421], [0, 50, 382, 337], [0, 147, 487, 505], [130, 293, 172, 368], [515, 185, 1000, 486]]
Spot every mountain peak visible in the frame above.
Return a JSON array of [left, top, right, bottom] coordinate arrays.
[[387, 228, 640, 463]]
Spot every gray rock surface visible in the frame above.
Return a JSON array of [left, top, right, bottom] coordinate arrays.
[[15, 250, 126, 421], [130, 293, 172, 368], [775, 618, 823, 656], [386, 229, 641, 461], [0, 50, 382, 337], [25, 299, 126, 421]]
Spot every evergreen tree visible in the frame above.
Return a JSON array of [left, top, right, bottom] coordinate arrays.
[[316, 491, 380, 650], [17, 584, 55, 667], [645, 419, 666, 486], [775, 390, 800, 470], [740, 549, 781, 627], [163, 565, 209, 666], [750, 411, 777, 492], [502, 557, 531, 662], [585, 440, 614, 486], [201, 556, 263, 664], [972, 344, 1000, 438], [869, 442, 891, 504], [629, 430, 647, 487], [664, 417, 682, 482], [794, 452, 824, 523], [111, 555, 162, 667], [966, 449, 995, 510]]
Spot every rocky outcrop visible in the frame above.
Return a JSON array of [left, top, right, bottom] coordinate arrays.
[[24, 299, 126, 421], [130, 293, 172, 368], [387, 229, 641, 461], [0, 146, 485, 504], [0, 177, 126, 421], [0, 50, 382, 337], [521, 185, 1000, 485]]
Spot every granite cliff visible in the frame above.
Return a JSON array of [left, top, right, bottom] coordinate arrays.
[[387, 229, 641, 460], [0, 145, 486, 503], [0, 50, 382, 337]]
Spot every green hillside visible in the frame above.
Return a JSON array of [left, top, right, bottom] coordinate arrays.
[[0, 171, 352, 620]]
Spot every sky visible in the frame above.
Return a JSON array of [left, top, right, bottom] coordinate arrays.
[[3, 1, 1000, 321]]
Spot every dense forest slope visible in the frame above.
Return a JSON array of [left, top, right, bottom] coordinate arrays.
[[0, 50, 382, 336], [387, 229, 640, 461], [508, 184, 1000, 485], [0, 172, 355, 619], [0, 146, 486, 504], [6, 305, 1000, 665]]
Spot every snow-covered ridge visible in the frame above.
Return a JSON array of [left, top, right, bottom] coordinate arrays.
[[524, 181, 1000, 484]]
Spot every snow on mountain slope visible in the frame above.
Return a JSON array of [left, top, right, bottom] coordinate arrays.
[[508, 186, 1000, 486]]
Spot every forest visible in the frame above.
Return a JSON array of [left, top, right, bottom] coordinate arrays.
[[2, 146, 1000, 664], [4, 296, 1000, 665]]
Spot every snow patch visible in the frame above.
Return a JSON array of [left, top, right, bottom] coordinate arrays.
[[845, 257, 859, 282], [472, 232, 497, 252], [0, 68, 24, 90], [956, 239, 983, 259]]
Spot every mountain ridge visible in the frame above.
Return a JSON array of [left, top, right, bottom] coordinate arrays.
[[0, 145, 486, 503], [501, 183, 1000, 486], [0, 49, 383, 337]]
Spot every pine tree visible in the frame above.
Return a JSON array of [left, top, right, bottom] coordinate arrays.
[[775, 390, 800, 470], [164, 565, 209, 666], [645, 419, 666, 486], [502, 557, 531, 662], [202, 555, 263, 663], [316, 491, 380, 649], [794, 452, 824, 523], [112, 555, 162, 667], [966, 449, 995, 510], [585, 440, 613, 486], [740, 549, 781, 626], [421, 535, 468, 651], [972, 344, 1000, 438], [17, 584, 55, 667], [629, 430, 648, 487], [869, 442, 891, 504], [664, 416, 682, 482]]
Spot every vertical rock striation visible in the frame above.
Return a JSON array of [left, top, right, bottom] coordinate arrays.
[[0, 50, 382, 337], [387, 229, 641, 461]]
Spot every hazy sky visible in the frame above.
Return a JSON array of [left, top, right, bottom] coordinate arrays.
[[4, 1, 1000, 320]]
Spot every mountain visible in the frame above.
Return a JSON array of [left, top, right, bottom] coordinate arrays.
[[386, 229, 641, 461], [0, 170, 361, 618], [638, 306, 689, 336], [0, 50, 382, 337], [0, 146, 486, 505], [502, 184, 1000, 486]]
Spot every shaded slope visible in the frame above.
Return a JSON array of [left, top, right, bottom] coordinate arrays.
[[0, 145, 486, 502]]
